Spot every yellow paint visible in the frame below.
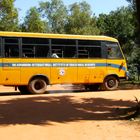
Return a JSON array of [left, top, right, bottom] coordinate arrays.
[[0, 32, 127, 86], [0, 31, 118, 42]]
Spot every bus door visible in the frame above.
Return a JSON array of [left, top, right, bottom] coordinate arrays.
[[2, 37, 21, 85], [77, 41, 106, 83], [105, 41, 126, 77]]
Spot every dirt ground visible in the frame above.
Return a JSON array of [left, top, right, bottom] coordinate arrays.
[[0, 85, 140, 140]]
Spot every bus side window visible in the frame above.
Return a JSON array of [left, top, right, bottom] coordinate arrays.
[[51, 47, 63, 58], [51, 50, 59, 58], [78, 40, 101, 58], [4, 37, 19, 58], [89, 47, 101, 58], [106, 42, 123, 59], [63, 46, 77, 58], [78, 47, 89, 58], [51, 39, 77, 58], [22, 38, 49, 58]]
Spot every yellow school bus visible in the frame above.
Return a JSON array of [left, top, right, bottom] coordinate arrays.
[[0, 31, 128, 94]]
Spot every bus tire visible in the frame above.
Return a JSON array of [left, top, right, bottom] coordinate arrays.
[[18, 86, 30, 94], [102, 76, 119, 91], [28, 78, 47, 94]]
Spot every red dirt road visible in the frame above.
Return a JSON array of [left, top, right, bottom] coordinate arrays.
[[0, 85, 140, 140]]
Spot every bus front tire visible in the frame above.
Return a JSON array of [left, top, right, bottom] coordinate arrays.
[[28, 78, 47, 94], [101, 76, 119, 91]]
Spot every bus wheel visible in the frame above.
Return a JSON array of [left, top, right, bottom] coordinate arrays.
[[18, 86, 30, 94], [28, 78, 47, 94], [102, 76, 119, 91]]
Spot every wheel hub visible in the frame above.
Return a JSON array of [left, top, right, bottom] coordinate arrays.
[[34, 81, 44, 90], [108, 80, 115, 88]]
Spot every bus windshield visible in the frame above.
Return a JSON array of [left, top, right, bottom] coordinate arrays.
[[106, 42, 123, 59]]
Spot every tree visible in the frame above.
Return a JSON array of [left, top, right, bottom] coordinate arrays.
[[126, 0, 140, 81], [97, 7, 135, 55], [22, 7, 47, 33], [39, 0, 67, 33], [65, 1, 100, 35], [126, 0, 140, 23], [0, 0, 19, 31], [126, 0, 140, 42], [135, 0, 140, 25], [128, 46, 140, 80]]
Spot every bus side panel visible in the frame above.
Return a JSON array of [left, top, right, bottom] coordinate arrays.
[[50, 59, 77, 84], [1, 58, 21, 85], [20, 59, 51, 85], [106, 59, 127, 78], [77, 59, 106, 84]]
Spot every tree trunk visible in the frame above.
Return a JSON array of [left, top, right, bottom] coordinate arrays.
[[136, 0, 140, 41], [136, 0, 140, 25]]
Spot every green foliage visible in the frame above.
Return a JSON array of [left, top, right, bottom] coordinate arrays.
[[39, 0, 67, 33], [129, 46, 140, 64], [65, 1, 100, 35], [126, 0, 140, 42], [126, 0, 140, 80], [126, 0, 136, 9], [127, 46, 140, 80], [97, 7, 135, 45], [21, 7, 47, 33], [97, 7, 136, 57], [0, 0, 19, 31]]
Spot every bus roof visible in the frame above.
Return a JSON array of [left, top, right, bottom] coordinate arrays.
[[0, 31, 118, 42]]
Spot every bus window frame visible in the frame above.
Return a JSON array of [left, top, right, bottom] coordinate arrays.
[[2, 37, 20, 58], [104, 41, 124, 60], [101, 41, 108, 59], [50, 38, 77, 59], [77, 40, 102, 59], [0, 36, 123, 60], [101, 41, 124, 60], [21, 37, 50, 58]]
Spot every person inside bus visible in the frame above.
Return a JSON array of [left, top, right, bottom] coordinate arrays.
[[51, 53, 59, 58], [51, 50, 59, 58]]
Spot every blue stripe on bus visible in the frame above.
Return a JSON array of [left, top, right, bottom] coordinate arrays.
[[95, 63, 126, 71], [0, 62, 126, 71], [95, 63, 107, 67], [108, 63, 126, 71]]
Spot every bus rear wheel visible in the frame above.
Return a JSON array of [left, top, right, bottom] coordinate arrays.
[[102, 76, 119, 91], [28, 78, 47, 94], [18, 86, 30, 94]]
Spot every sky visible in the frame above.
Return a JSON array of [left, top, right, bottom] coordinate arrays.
[[15, 0, 129, 21]]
